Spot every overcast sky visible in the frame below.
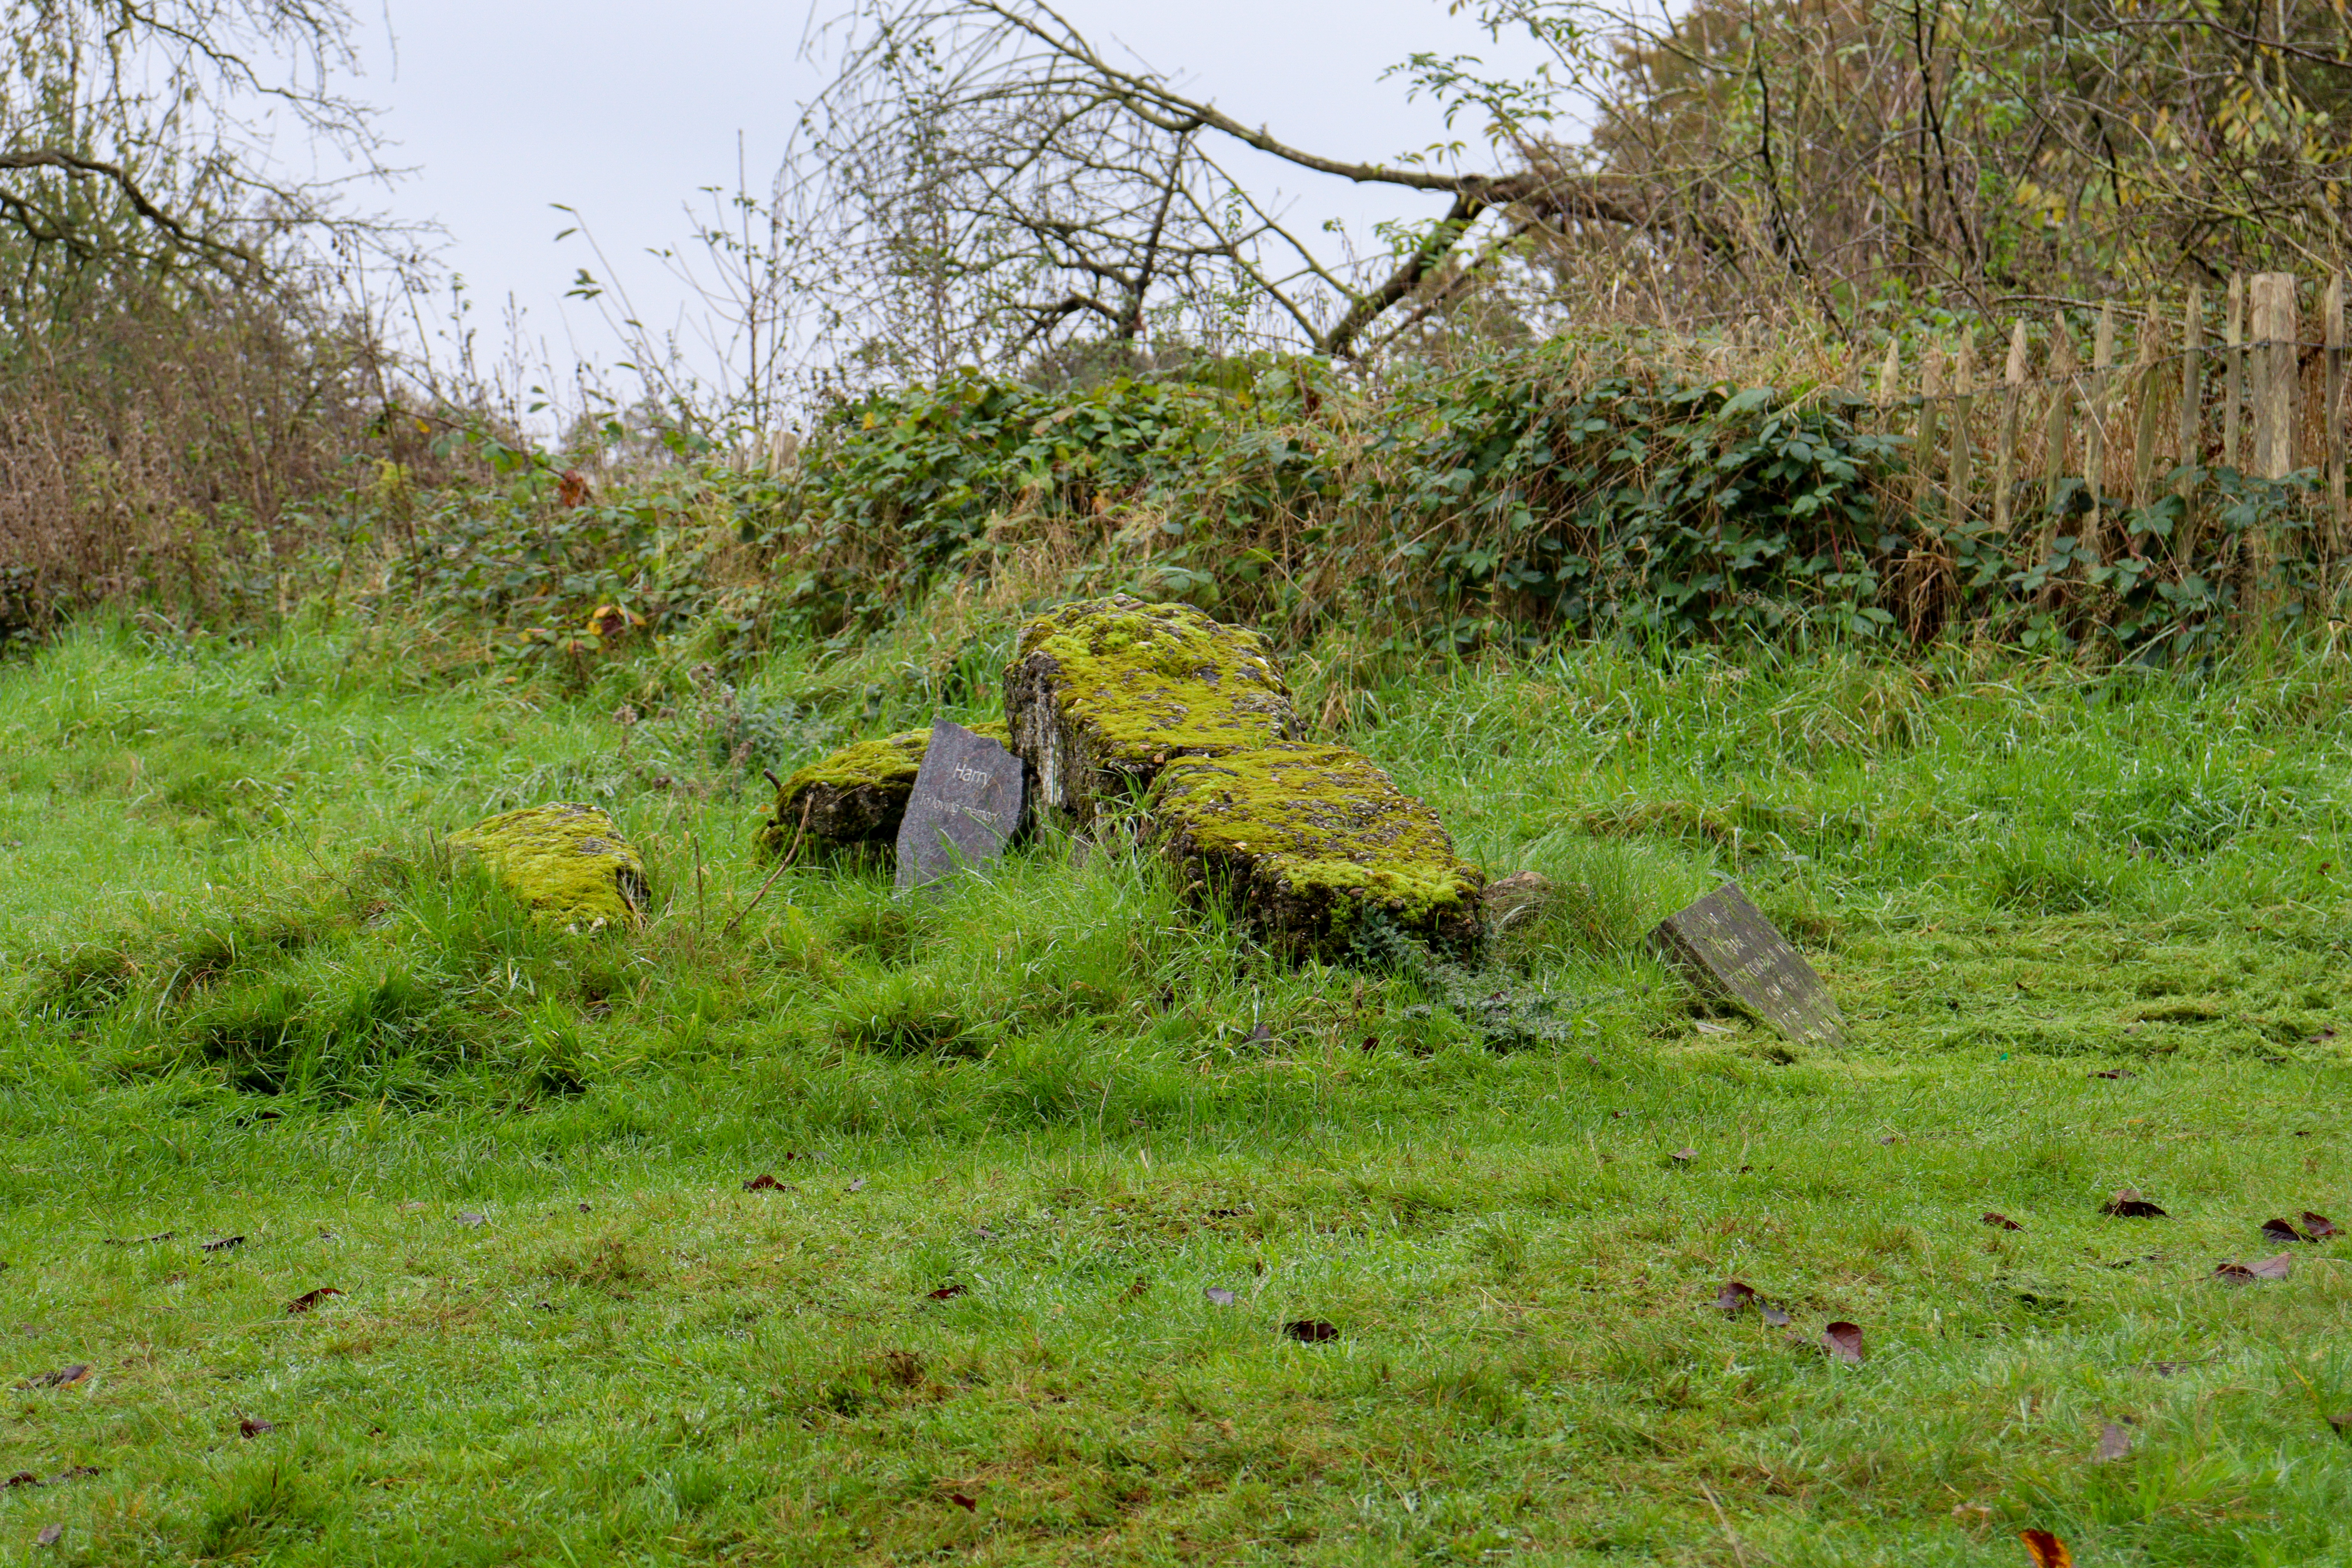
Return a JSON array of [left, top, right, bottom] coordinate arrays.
[[343, 0, 1562, 403]]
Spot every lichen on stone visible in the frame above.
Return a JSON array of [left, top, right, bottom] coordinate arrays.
[[757, 722, 1008, 858], [450, 803, 647, 928], [1150, 742, 1484, 959], [1004, 594, 1297, 821]]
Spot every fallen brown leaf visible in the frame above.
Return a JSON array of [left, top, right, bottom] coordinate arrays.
[[19, 1365, 89, 1390], [1820, 1321, 1866, 1364], [1204, 1287, 1237, 1307], [1121, 1277, 1149, 1301], [284, 1287, 343, 1315], [2328, 1410, 2352, 1434], [2102, 1189, 2167, 1218], [845, 1178, 867, 1193], [1672, 1147, 1697, 1163], [742, 1174, 783, 1191], [926, 1284, 967, 1301], [2250, 1251, 2293, 1279], [238, 1417, 274, 1438], [949, 1492, 977, 1512], [1983, 1212, 2024, 1230], [2303, 1210, 2341, 1240], [2212, 1261, 2256, 1283], [1284, 1319, 1338, 1343], [2, 1473, 35, 1488], [34, 1524, 60, 1548], [1714, 1280, 1757, 1316], [2089, 1068, 2136, 1080], [2095, 1421, 2132, 1461], [1760, 1302, 1792, 1327], [2263, 1217, 2311, 1246], [456, 1212, 487, 1228], [2019, 1528, 2073, 1568]]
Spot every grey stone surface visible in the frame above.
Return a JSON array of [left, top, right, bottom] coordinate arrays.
[[894, 719, 1027, 892], [1651, 882, 1846, 1044]]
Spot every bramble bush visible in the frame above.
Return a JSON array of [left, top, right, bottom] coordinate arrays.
[[356, 339, 2330, 670]]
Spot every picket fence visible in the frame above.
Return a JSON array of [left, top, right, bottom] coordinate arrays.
[[1847, 270, 2349, 626]]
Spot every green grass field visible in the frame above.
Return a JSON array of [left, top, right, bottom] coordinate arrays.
[[3, 613, 2350, 1566]]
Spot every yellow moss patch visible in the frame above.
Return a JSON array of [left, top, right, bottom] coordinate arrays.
[[1152, 743, 1483, 956], [451, 803, 646, 928]]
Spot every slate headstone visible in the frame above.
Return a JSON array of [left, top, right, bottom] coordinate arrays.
[[1650, 882, 1846, 1044], [894, 719, 1027, 892]]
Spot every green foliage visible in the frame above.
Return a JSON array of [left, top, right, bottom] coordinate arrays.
[[380, 344, 2333, 673]]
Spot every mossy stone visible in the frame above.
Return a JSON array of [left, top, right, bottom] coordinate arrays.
[[1004, 594, 1297, 822], [451, 803, 647, 928], [1151, 742, 1485, 959], [757, 722, 1009, 858]]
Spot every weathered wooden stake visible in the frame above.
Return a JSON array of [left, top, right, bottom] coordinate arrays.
[[2224, 272, 2244, 472], [1916, 343, 1943, 516], [2178, 282, 2204, 560], [2132, 305, 2162, 514], [2040, 318, 2078, 596], [1949, 332, 1977, 536], [2328, 272, 2346, 555], [1994, 320, 2027, 539], [2252, 271, 2299, 480], [2085, 301, 2114, 565]]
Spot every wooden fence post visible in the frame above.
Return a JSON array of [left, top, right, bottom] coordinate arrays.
[[2252, 271, 2299, 480], [2328, 272, 2346, 555], [2225, 273, 2244, 472], [1994, 320, 2027, 539], [2132, 305, 2162, 514], [2178, 283, 2204, 560], [2040, 318, 2077, 596], [1949, 332, 1977, 536], [1917, 344, 1943, 517], [2086, 302, 2114, 564]]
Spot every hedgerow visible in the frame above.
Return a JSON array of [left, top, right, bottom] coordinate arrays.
[[365, 338, 2327, 666]]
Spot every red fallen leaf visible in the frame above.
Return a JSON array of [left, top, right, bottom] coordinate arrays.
[[927, 1284, 967, 1301], [238, 1417, 274, 1438], [284, 1287, 342, 1315], [1284, 1319, 1338, 1343], [2102, 1189, 2167, 1218], [2213, 1261, 2256, 1283], [949, 1492, 977, 1512], [1820, 1321, 1866, 1364], [743, 1174, 783, 1191], [1984, 1212, 2024, 1230], [1361, 1035, 1377, 1053], [2019, 1529, 2074, 1568], [35, 1523, 61, 1547], [2250, 1252, 2293, 1279], [2, 1473, 36, 1488], [2303, 1211, 2341, 1240], [1715, 1280, 1757, 1316], [2263, 1217, 2312, 1245], [20, 1365, 89, 1390], [1877, 1134, 1898, 1145]]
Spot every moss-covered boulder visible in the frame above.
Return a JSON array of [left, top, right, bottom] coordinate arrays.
[[451, 803, 646, 928], [1004, 595, 1298, 822], [756, 722, 1009, 858], [1151, 743, 1485, 959]]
